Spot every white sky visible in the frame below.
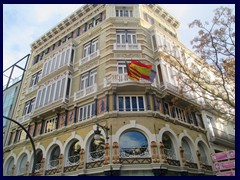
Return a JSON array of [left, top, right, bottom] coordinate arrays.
[[3, 4, 235, 72]]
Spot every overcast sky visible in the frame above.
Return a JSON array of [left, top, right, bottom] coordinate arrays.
[[3, 4, 235, 73]]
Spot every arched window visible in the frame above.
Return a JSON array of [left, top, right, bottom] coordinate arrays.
[[35, 150, 43, 171], [18, 153, 27, 175], [88, 136, 105, 162], [66, 140, 81, 166], [198, 142, 209, 165], [5, 157, 14, 176], [119, 131, 149, 158], [182, 139, 193, 162], [162, 133, 176, 160], [48, 146, 60, 169]]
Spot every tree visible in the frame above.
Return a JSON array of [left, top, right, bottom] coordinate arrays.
[[164, 6, 235, 122]]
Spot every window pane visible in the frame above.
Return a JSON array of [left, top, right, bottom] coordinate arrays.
[[138, 97, 144, 111], [60, 78, 66, 98], [40, 88, 46, 107], [119, 131, 148, 157], [51, 58, 56, 72], [60, 51, 65, 67], [132, 97, 137, 111], [56, 54, 61, 68], [79, 108, 83, 121], [127, 35, 131, 43], [55, 80, 61, 100], [83, 107, 87, 120], [117, 35, 120, 43], [49, 83, 55, 103], [118, 97, 124, 111], [65, 49, 70, 64], [91, 103, 95, 116], [125, 97, 130, 111], [132, 35, 136, 44], [45, 85, 51, 105], [118, 67, 123, 74], [122, 35, 126, 44]]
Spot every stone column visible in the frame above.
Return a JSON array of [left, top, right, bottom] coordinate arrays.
[[39, 158, 45, 176], [24, 161, 29, 176], [159, 142, 167, 163], [57, 154, 63, 174], [78, 148, 85, 169], [112, 142, 120, 164], [103, 142, 110, 165], [180, 146, 187, 167], [11, 164, 16, 176], [196, 150, 203, 169], [151, 141, 160, 163]]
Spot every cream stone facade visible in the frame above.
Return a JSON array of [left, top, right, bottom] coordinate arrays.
[[3, 4, 234, 176]]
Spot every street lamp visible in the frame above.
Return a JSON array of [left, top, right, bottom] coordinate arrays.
[[94, 123, 110, 141], [3, 116, 36, 176]]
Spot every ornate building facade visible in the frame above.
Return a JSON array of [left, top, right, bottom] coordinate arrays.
[[3, 4, 234, 176]]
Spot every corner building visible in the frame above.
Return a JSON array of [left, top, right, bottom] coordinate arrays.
[[4, 4, 215, 176]]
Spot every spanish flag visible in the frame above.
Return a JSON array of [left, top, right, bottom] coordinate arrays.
[[126, 60, 156, 82], [129, 60, 152, 80], [125, 61, 140, 81]]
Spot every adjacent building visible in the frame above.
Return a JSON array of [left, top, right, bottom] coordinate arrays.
[[3, 4, 234, 176]]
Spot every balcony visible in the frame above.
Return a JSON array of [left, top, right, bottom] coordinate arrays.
[[160, 82, 203, 106], [26, 84, 39, 94], [17, 112, 33, 123], [210, 127, 235, 147], [79, 50, 100, 66], [104, 73, 157, 88], [74, 84, 97, 101], [113, 43, 141, 51]]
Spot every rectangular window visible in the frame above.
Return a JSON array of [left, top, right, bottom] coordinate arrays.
[[70, 49, 74, 63], [63, 36, 67, 43], [52, 44, 55, 50], [58, 40, 61, 46], [117, 62, 127, 74], [83, 39, 98, 57], [164, 103, 170, 115], [44, 117, 57, 134], [30, 71, 42, 87], [45, 47, 50, 54], [118, 96, 145, 111], [116, 31, 137, 44], [39, 51, 44, 61], [66, 78, 71, 99], [33, 55, 39, 65], [76, 28, 80, 37], [174, 107, 186, 122], [68, 32, 73, 39], [80, 69, 97, 90], [116, 7, 133, 17], [78, 103, 95, 121]]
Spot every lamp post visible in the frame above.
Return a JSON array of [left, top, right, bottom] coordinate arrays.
[[93, 123, 110, 141], [3, 116, 36, 176]]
